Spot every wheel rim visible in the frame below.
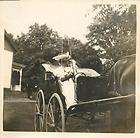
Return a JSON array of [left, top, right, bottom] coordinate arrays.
[[34, 90, 45, 131], [46, 93, 65, 132]]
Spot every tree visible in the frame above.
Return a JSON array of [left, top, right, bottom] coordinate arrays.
[[72, 44, 103, 73], [61, 37, 103, 73], [14, 23, 63, 64], [86, 5, 136, 63], [14, 22, 103, 75]]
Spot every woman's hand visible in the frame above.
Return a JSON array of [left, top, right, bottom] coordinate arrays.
[[60, 72, 74, 82]]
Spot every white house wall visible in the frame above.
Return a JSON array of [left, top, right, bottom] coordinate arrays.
[[3, 40, 13, 88], [0, 30, 4, 88]]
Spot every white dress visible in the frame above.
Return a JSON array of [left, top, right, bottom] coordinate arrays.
[[42, 63, 100, 108], [53, 66, 76, 108]]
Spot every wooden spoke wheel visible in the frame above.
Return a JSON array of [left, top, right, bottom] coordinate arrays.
[[34, 90, 45, 131], [46, 93, 65, 132]]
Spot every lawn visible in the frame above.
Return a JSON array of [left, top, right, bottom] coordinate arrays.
[[3, 89, 133, 132], [3, 101, 35, 131]]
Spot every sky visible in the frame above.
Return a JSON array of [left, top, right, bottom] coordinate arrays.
[[0, 0, 98, 43]]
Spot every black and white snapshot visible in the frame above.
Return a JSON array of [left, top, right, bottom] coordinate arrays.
[[1, 0, 136, 133]]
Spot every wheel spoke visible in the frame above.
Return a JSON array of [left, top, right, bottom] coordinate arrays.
[[49, 104, 55, 122], [47, 111, 54, 123], [35, 113, 43, 131], [45, 93, 65, 132], [46, 104, 55, 131], [46, 122, 55, 127], [55, 126, 62, 132], [34, 90, 45, 132], [54, 112, 62, 126], [36, 103, 40, 112], [37, 95, 41, 109]]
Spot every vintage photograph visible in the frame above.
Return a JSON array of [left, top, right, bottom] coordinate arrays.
[[1, 0, 136, 133]]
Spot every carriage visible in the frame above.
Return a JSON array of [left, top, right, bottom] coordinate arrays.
[[34, 53, 135, 132]]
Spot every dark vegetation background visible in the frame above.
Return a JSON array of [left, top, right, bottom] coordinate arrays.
[[6, 5, 136, 91]]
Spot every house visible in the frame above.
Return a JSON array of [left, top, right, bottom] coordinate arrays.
[[4, 31, 24, 91], [4, 31, 16, 88], [11, 62, 25, 91]]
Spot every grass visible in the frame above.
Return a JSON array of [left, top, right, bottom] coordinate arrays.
[[3, 89, 134, 132], [3, 101, 111, 132], [4, 88, 27, 99], [4, 88, 12, 98], [3, 100, 133, 132], [3, 88, 35, 131], [3, 102, 35, 131]]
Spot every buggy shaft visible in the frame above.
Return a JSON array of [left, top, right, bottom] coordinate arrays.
[[67, 93, 135, 112]]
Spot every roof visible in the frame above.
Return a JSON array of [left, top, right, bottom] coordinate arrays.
[[4, 30, 17, 52]]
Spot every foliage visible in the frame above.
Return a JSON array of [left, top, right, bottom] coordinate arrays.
[[13, 23, 103, 73], [9, 5, 136, 76], [62, 37, 103, 73], [6, 23, 100, 93], [14, 23, 63, 64], [86, 5, 136, 65], [71, 44, 103, 73]]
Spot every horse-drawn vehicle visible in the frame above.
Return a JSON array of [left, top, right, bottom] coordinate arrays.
[[33, 53, 135, 132]]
